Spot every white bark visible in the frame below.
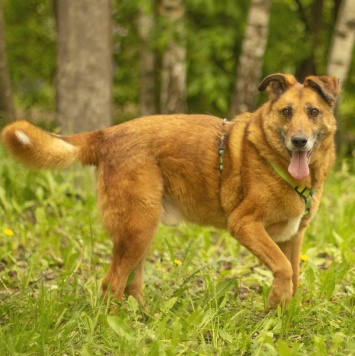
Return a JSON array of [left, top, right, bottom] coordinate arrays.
[[326, 0, 355, 86], [160, 0, 186, 114], [230, 0, 271, 115]]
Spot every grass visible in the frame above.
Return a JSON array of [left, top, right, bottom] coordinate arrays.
[[0, 147, 354, 355]]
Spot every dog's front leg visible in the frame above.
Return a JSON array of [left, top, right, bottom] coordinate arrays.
[[228, 213, 293, 309], [277, 226, 306, 296]]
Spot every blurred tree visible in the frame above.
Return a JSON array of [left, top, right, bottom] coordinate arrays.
[[229, 0, 271, 115], [55, 0, 112, 132], [186, 1, 248, 116], [137, 1, 158, 116], [3, 0, 56, 111], [326, 0, 355, 86], [326, 0, 355, 153], [0, 0, 15, 121], [160, 0, 186, 114], [294, 0, 324, 80]]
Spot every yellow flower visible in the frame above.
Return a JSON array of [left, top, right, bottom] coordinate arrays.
[[300, 254, 309, 262], [174, 259, 182, 266], [3, 228, 14, 236]]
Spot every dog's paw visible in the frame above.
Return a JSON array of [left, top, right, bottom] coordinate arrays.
[[268, 278, 293, 309]]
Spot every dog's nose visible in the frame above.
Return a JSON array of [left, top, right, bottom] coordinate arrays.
[[291, 135, 308, 148]]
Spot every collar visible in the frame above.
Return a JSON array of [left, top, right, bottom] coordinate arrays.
[[270, 162, 315, 216], [218, 119, 228, 172]]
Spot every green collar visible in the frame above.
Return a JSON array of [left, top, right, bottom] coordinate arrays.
[[270, 162, 315, 216]]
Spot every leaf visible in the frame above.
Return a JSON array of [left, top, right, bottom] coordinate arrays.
[[127, 295, 139, 312], [332, 230, 343, 245], [80, 345, 94, 356], [106, 315, 134, 342], [277, 339, 292, 356], [163, 297, 178, 311], [215, 278, 237, 297], [186, 307, 204, 326], [219, 329, 233, 343]]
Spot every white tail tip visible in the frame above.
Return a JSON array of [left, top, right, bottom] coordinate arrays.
[[15, 130, 32, 146]]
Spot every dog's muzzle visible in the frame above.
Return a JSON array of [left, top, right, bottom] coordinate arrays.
[[286, 135, 315, 180]]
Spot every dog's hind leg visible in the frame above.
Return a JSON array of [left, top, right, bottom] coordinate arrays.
[[124, 253, 149, 305], [99, 164, 163, 305], [101, 205, 160, 304], [102, 237, 154, 304]]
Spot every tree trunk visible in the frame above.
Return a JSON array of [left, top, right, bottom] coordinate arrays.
[[137, 2, 157, 116], [294, 0, 323, 81], [230, 0, 271, 116], [0, 0, 15, 121], [327, 0, 355, 153], [326, 0, 355, 86], [56, 0, 112, 133], [159, 0, 186, 114]]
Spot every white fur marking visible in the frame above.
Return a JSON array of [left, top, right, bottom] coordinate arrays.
[[161, 197, 182, 226], [273, 215, 303, 243], [15, 130, 31, 146]]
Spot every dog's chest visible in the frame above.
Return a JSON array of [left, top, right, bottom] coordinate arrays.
[[268, 215, 303, 243]]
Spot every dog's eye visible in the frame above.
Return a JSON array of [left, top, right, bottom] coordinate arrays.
[[309, 108, 320, 118], [281, 108, 292, 118]]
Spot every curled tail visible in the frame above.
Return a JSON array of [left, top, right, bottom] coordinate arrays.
[[1, 120, 99, 169]]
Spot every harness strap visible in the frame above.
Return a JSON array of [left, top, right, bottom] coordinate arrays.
[[270, 162, 314, 216]]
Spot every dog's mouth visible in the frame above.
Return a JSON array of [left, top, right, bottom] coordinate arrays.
[[288, 150, 312, 180]]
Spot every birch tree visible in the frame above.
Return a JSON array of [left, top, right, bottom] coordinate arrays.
[[160, 0, 186, 114], [326, 0, 355, 86], [55, 0, 112, 133], [137, 1, 157, 116], [294, 0, 323, 81], [230, 0, 271, 115]]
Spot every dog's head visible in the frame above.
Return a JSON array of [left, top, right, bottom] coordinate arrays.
[[258, 73, 340, 180]]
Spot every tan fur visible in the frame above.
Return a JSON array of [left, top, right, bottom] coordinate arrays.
[[1, 73, 339, 309]]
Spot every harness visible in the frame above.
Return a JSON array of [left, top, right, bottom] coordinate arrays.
[[270, 163, 314, 216]]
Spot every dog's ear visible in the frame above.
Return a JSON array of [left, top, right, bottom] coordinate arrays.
[[258, 73, 297, 101], [303, 76, 340, 107]]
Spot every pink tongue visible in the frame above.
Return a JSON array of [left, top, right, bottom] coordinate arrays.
[[288, 151, 309, 180]]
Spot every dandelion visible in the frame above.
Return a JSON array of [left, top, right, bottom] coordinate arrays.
[[3, 228, 14, 236], [300, 254, 309, 262], [174, 259, 182, 266]]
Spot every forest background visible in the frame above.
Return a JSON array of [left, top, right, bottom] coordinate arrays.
[[0, 0, 354, 155]]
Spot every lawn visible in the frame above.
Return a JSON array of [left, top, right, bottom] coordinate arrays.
[[0, 147, 354, 355]]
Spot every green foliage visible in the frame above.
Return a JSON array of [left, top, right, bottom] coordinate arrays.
[[3, 0, 56, 109], [3, 0, 355, 135], [0, 147, 355, 354], [186, 0, 249, 115]]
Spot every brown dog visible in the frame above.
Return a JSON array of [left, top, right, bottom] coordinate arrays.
[[1, 73, 339, 308]]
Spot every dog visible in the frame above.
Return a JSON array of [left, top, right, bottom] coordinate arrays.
[[1, 73, 339, 309]]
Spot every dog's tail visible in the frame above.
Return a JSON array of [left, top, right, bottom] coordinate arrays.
[[1, 120, 99, 169]]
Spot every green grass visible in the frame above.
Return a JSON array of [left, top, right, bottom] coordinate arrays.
[[0, 147, 354, 355]]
